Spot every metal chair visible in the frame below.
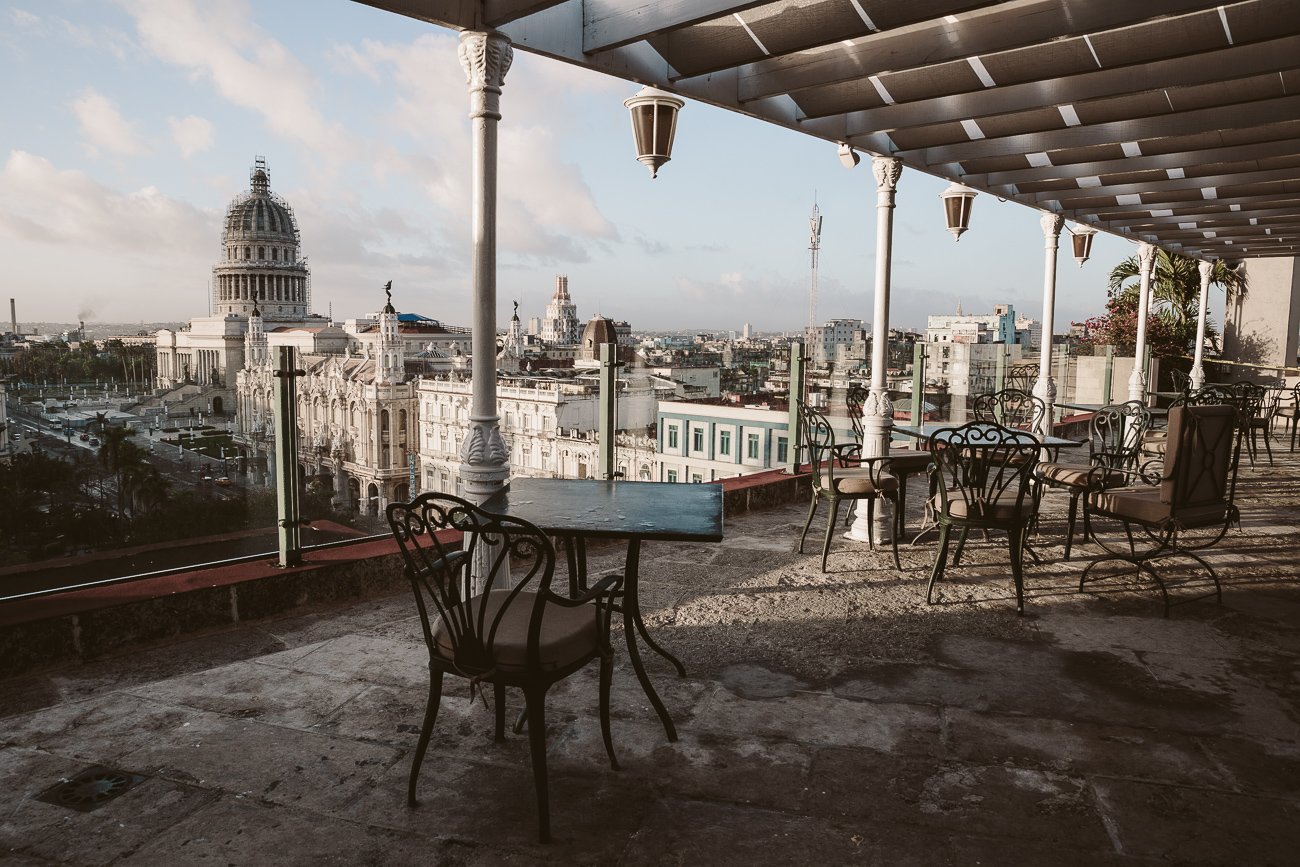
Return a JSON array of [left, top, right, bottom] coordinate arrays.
[[971, 388, 1047, 433], [387, 493, 622, 843], [830, 384, 868, 467], [924, 422, 1041, 613], [1081, 405, 1242, 615], [1034, 401, 1153, 559], [795, 401, 901, 571], [1227, 380, 1272, 466], [1272, 381, 1300, 451]]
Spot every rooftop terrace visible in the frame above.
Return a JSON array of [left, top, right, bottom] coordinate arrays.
[[2, 446, 1298, 864]]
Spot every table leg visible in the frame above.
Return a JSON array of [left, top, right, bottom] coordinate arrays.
[[621, 539, 679, 742]]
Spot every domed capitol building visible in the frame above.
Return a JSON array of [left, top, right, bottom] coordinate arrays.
[[154, 158, 327, 391]]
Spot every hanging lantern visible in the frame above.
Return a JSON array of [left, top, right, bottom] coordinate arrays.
[[939, 183, 977, 241], [624, 86, 684, 179], [1070, 224, 1098, 267]]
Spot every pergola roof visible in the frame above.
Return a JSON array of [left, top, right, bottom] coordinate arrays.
[[356, 0, 1300, 261]]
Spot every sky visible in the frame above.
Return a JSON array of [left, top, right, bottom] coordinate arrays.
[[0, 0, 1152, 335]]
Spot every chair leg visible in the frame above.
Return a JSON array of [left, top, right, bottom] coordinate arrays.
[[889, 496, 902, 571], [1063, 492, 1081, 561], [523, 686, 552, 844], [598, 651, 619, 771], [953, 527, 970, 566], [797, 492, 819, 554], [494, 683, 507, 742], [866, 499, 877, 550], [822, 499, 841, 572], [1261, 426, 1274, 466], [926, 525, 951, 604], [408, 669, 444, 807], [1008, 526, 1026, 615]]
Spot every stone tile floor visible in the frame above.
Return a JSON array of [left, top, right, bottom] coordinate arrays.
[[2, 448, 1298, 865]]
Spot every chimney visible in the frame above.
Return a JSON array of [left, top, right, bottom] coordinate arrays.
[[9, 298, 15, 337]]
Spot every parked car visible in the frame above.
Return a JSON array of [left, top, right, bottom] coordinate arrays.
[[79, 433, 89, 442], [215, 477, 233, 487], [89, 437, 101, 447]]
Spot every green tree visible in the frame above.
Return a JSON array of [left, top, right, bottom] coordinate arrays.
[[1104, 250, 1247, 355]]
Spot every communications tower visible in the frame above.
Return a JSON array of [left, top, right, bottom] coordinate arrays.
[[808, 201, 823, 339]]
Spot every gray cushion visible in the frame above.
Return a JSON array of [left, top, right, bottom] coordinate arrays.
[[432, 589, 599, 672], [821, 468, 899, 495]]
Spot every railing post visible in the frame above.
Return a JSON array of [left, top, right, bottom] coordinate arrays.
[[911, 341, 926, 422], [598, 342, 617, 479], [786, 340, 805, 473], [273, 346, 303, 568]]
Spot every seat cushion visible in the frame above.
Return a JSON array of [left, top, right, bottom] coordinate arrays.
[[1037, 462, 1127, 490], [432, 589, 599, 672], [946, 497, 1033, 522], [820, 468, 899, 495], [1091, 487, 1229, 529]]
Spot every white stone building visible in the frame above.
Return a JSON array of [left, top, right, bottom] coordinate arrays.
[[540, 275, 581, 345]]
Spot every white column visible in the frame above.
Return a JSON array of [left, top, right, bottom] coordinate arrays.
[[1033, 213, 1063, 437], [847, 156, 901, 545], [456, 31, 512, 506], [1190, 259, 1213, 391], [1127, 242, 1157, 403]]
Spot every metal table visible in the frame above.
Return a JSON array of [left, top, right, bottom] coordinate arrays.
[[891, 422, 1085, 449], [484, 478, 725, 742]]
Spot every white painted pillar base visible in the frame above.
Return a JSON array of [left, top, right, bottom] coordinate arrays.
[[1034, 213, 1063, 437], [1190, 260, 1213, 392], [1127, 242, 1157, 404], [848, 157, 902, 546]]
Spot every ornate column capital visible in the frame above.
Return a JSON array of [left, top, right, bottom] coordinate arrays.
[[1040, 212, 1064, 242], [1137, 241, 1157, 274], [871, 156, 902, 194], [1198, 259, 1214, 283], [458, 31, 512, 119]]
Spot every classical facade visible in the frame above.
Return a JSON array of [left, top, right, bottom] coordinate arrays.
[[235, 290, 418, 514], [417, 369, 664, 493], [155, 159, 328, 390]]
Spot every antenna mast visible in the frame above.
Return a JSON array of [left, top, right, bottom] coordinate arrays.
[[808, 200, 823, 339]]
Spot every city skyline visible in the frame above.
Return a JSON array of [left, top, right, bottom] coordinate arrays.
[[2, 0, 1175, 335]]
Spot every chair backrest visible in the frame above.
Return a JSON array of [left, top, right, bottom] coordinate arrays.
[[928, 422, 1040, 520], [1173, 385, 1233, 409], [798, 401, 842, 489], [1005, 364, 1037, 393], [1159, 405, 1240, 512], [1169, 367, 1191, 396], [387, 492, 556, 677], [845, 385, 868, 441], [1089, 401, 1152, 469], [971, 388, 1047, 432]]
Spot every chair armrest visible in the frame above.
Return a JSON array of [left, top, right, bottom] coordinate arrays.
[[549, 573, 624, 607]]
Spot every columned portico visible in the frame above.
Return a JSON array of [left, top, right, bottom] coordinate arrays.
[[847, 156, 901, 545], [1127, 242, 1157, 403], [457, 31, 512, 505], [1032, 213, 1064, 437]]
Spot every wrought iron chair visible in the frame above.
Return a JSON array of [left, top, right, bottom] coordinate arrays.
[[971, 388, 1047, 433], [1034, 401, 1153, 559], [924, 422, 1041, 613], [386, 493, 622, 843], [1272, 381, 1300, 451], [830, 385, 868, 467], [834, 386, 932, 533], [1227, 380, 1272, 466], [796, 401, 901, 571], [1081, 405, 1242, 615], [1168, 367, 1191, 397]]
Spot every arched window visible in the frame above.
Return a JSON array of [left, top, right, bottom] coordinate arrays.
[[258, 246, 265, 260], [381, 409, 390, 432]]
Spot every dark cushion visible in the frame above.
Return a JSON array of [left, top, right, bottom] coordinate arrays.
[[1160, 405, 1236, 506], [1037, 462, 1127, 490], [432, 589, 599, 672], [946, 496, 1033, 522], [1092, 487, 1229, 529]]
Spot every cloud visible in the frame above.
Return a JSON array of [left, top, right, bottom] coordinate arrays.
[[118, 0, 356, 162], [169, 115, 215, 158], [70, 89, 147, 157], [0, 150, 212, 253]]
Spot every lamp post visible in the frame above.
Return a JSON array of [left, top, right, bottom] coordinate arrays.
[[1190, 260, 1214, 391], [940, 183, 977, 241], [1128, 242, 1157, 403], [847, 156, 903, 546], [624, 87, 683, 179], [1033, 214, 1064, 438], [1070, 224, 1097, 267]]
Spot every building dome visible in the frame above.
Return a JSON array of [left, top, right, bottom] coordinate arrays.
[[211, 158, 311, 321], [580, 315, 618, 360]]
